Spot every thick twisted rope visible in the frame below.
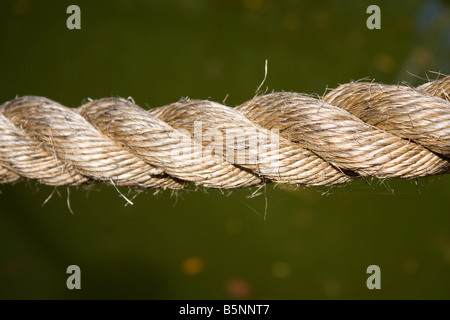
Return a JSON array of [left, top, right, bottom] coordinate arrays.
[[1, 76, 450, 189]]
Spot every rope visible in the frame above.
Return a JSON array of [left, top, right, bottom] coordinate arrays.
[[1, 76, 450, 190]]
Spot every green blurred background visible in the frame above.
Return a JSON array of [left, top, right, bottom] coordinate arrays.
[[1, 0, 450, 299]]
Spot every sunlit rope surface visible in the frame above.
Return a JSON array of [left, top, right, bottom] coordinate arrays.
[[1, 76, 449, 189]]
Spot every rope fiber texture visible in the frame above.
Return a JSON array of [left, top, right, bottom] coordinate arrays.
[[1, 76, 450, 190]]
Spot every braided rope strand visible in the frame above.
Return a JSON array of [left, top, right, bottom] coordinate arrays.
[[1, 76, 450, 189]]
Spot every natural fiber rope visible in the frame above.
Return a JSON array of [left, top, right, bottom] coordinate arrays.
[[1, 76, 450, 189]]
